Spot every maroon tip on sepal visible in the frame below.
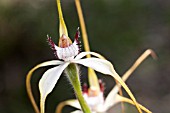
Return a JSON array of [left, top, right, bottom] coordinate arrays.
[[47, 35, 58, 58], [75, 27, 80, 43]]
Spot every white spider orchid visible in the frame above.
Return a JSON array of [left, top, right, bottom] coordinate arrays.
[[54, 1, 155, 113], [26, 0, 144, 113], [27, 33, 144, 113], [28, 31, 142, 113], [56, 49, 156, 113]]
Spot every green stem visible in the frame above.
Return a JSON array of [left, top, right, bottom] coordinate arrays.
[[65, 63, 91, 113]]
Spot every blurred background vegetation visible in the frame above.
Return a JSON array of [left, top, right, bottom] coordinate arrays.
[[0, 0, 170, 113]]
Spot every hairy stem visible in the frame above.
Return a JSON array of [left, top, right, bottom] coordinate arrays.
[[65, 63, 91, 113]]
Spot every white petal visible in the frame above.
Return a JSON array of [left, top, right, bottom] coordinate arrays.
[[72, 58, 113, 75], [73, 58, 142, 113], [75, 52, 105, 60], [35, 60, 64, 67], [72, 58, 113, 112], [26, 60, 64, 113], [39, 62, 70, 113], [103, 86, 119, 111]]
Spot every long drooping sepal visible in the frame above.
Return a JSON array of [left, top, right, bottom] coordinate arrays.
[[104, 49, 156, 111], [56, 0, 68, 37], [26, 60, 64, 113], [56, 99, 81, 113], [39, 62, 69, 113], [103, 91, 152, 113], [72, 56, 142, 113], [115, 95, 152, 113], [65, 63, 91, 113], [122, 49, 157, 81]]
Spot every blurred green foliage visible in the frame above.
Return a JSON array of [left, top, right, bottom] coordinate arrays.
[[0, 0, 170, 113]]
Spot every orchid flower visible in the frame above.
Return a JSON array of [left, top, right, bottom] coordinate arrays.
[[55, 1, 157, 113], [56, 49, 156, 113], [26, 0, 145, 113]]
